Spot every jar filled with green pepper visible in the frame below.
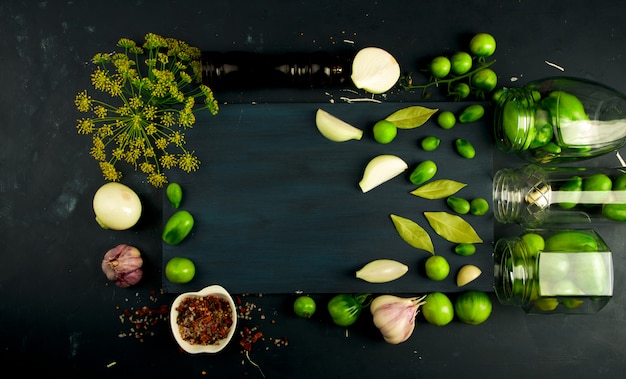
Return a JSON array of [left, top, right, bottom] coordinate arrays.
[[493, 165, 626, 226], [493, 228, 613, 314], [493, 77, 626, 163]]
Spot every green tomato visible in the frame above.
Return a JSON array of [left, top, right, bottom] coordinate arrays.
[[372, 119, 398, 144], [437, 111, 456, 129], [430, 56, 451, 79], [613, 173, 626, 190], [422, 292, 454, 326], [421, 136, 441, 151], [454, 290, 492, 325], [470, 198, 489, 216], [327, 294, 367, 327], [557, 175, 583, 209], [293, 295, 317, 318], [409, 160, 437, 186], [452, 82, 471, 99], [447, 196, 470, 214], [455, 138, 476, 159], [582, 173, 612, 205], [165, 257, 196, 284], [471, 68, 498, 92], [533, 298, 559, 312], [469, 33, 496, 57], [520, 232, 545, 259], [450, 51, 473, 75], [425, 255, 450, 281]]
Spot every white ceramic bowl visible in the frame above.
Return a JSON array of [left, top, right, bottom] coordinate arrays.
[[169, 284, 238, 354]]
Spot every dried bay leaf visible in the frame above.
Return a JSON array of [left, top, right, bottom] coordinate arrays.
[[390, 214, 435, 254], [385, 106, 438, 129], [410, 179, 467, 199], [424, 211, 483, 244]]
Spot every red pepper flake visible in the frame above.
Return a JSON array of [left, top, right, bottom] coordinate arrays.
[[175, 295, 234, 346]]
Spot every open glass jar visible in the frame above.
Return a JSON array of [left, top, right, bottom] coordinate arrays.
[[493, 77, 626, 163], [493, 165, 626, 227], [493, 228, 613, 314]]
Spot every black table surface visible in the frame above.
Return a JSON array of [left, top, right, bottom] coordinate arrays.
[[2, 0, 626, 377]]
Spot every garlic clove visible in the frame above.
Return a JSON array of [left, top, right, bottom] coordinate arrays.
[[315, 108, 364, 142], [359, 155, 408, 193], [356, 259, 408, 283], [457, 264, 482, 287], [351, 47, 401, 94]]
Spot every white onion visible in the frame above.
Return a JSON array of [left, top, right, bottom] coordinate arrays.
[[93, 182, 142, 230]]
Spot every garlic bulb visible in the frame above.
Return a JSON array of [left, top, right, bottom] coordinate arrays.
[[101, 244, 143, 288], [356, 259, 408, 283], [370, 294, 427, 344]]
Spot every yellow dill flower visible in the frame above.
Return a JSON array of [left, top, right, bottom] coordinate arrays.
[[159, 153, 177, 169], [76, 118, 95, 134], [178, 151, 200, 172], [147, 172, 168, 188], [140, 161, 155, 173], [100, 162, 122, 181], [75, 90, 92, 112], [178, 110, 195, 127], [94, 105, 108, 118], [145, 123, 157, 135], [76, 33, 218, 187], [155, 137, 168, 150]]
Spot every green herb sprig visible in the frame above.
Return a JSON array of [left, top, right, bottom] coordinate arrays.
[[74, 33, 218, 188]]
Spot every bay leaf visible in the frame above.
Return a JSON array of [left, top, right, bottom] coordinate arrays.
[[424, 211, 483, 244], [385, 106, 438, 129], [410, 179, 467, 199], [390, 214, 435, 254]]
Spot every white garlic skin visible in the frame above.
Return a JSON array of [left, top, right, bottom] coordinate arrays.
[[370, 294, 427, 344]]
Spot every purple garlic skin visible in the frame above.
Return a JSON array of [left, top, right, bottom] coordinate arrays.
[[102, 244, 143, 288]]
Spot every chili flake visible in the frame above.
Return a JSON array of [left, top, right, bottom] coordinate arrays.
[[176, 295, 234, 346]]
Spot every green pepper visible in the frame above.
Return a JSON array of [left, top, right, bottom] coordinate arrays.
[[529, 109, 554, 149], [602, 203, 626, 222], [162, 210, 195, 245], [409, 160, 437, 186], [544, 231, 598, 252], [455, 243, 476, 256], [458, 104, 485, 123], [447, 196, 470, 214], [541, 90, 589, 125], [557, 175, 582, 209], [327, 294, 370, 327], [455, 138, 476, 159], [166, 182, 183, 208]]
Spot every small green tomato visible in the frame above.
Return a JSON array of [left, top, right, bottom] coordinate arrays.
[[437, 111, 456, 129], [293, 295, 317, 318], [430, 56, 451, 79]]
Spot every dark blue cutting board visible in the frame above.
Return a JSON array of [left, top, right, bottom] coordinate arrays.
[[162, 102, 494, 294]]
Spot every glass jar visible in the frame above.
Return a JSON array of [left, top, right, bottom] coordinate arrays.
[[493, 165, 626, 227], [493, 77, 626, 163], [493, 229, 613, 314]]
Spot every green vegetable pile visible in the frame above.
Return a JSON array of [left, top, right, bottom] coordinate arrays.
[[400, 33, 498, 100]]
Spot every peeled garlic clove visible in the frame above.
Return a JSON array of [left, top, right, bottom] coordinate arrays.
[[356, 259, 408, 283], [351, 47, 401, 94], [359, 155, 408, 193], [315, 108, 364, 142], [457, 264, 482, 287]]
